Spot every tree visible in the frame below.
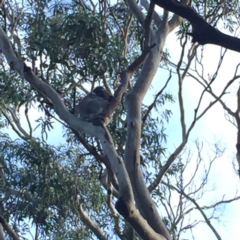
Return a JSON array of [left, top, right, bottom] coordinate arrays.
[[0, 0, 239, 239]]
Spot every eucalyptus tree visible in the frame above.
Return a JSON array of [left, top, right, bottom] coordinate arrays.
[[0, 0, 239, 240]]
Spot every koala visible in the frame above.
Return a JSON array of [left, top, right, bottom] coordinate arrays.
[[76, 87, 112, 124], [93, 86, 112, 102]]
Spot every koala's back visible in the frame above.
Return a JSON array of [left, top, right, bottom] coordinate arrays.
[[76, 93, 109, 119]]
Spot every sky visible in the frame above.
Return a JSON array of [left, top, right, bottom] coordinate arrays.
[[2, 19, 240, 240], [154, 31, 240, 239]]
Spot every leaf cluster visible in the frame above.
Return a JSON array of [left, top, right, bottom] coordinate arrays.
[[0, 133, 108, 236]]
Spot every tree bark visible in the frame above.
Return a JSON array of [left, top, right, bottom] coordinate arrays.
[[152, 0, 240, 52], [0, 224, 6, 240]]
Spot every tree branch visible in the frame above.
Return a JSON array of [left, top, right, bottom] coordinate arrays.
[[125, 0, 145, 26], [152, 0, 240, 52], [0, 224, 6, 240], [142, 71, 172, 124], [168, 0, 190, 32], [161, 180, 239, 240], [2, 109, 29, 141], [78, 204, 107, 240], [140, 0, 162, 27], [0, 215, 20, 240], [124, 8, 172, 240]]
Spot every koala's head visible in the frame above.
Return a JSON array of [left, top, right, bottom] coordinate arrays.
[[93, 87, 112, 102]]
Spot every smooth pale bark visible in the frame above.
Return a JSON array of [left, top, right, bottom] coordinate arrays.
[[124, 0, 187, 239], [0, 225, 6, 240], [125, 28, 171, 240]]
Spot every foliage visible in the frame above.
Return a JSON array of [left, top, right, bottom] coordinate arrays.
[[0, 0, 239, 239]]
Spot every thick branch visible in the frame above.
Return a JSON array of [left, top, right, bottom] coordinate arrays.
[[0, 215, 20, 240], [79, 204, 107, 240], [125, 0, 145, 26], [0, 224, 6, 240], [152, 0, 240, 52], [97, 125, 166, 240], [167, 0, 190, 32], [124, 17, 172, 240]]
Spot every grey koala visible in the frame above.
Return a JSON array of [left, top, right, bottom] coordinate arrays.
[[76, 87, 112, 123]]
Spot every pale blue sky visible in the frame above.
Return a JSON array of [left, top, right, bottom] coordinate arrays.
[[3, 27, 240, 240]]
